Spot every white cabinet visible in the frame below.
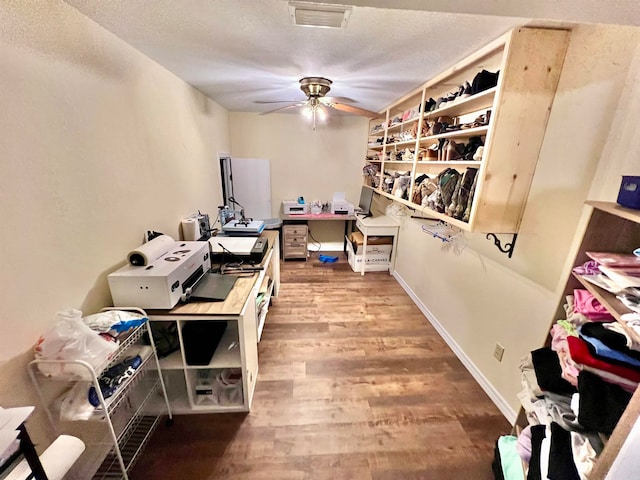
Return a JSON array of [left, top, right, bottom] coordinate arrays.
[[147, 230, 279, 414], [149, 294, 258, 414], [254, 239, 279, 342], [28, 308, 172, 480], [348, 215, 399, 276], [282, 224, 308, 260]]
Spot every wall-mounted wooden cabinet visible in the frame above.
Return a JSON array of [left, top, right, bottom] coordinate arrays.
[[364, 27, 570, 233]]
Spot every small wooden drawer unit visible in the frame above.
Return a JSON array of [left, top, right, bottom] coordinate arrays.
[[282, 224, 308, 260]]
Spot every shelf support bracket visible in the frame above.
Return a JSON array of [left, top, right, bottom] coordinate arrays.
[[486, 233, 517, 258]]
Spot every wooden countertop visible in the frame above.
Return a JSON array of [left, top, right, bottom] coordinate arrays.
[[149, 230, 278, 317], [282, 213, 356, 221]]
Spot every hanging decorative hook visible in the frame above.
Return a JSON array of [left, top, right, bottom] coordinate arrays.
[[486, 233, 518, 258]]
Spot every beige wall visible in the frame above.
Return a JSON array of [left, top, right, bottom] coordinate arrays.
[[3, 0, 640, 468], [392, 24, 640, 419], [0, 0, 229, 445], [229, 112, 368, 246]]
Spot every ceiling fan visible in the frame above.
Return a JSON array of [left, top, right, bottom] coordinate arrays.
[[256, 77, 377, 128]]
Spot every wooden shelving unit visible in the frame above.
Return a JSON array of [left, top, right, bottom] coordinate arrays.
[[517, 201, 640, 479], [363, 27, 571, 233]]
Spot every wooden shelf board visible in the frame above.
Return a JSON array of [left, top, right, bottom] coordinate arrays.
[[386, 139, 417, 148], [384, 161, 415, 165], [387, 116, 421, 132], [416, 161, 482, 166], [587, 201, 640, 224], [572, 273, 634, 321], [158, 350, 183, 370], [374, 189, 472, 231], [417, 125, 489, 143], [424, 87, 496, 119], [572, 273, 640, 346]]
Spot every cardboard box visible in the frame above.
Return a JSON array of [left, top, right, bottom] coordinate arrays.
[[346, 238, 391, 273], [348, 231, 393, 253]]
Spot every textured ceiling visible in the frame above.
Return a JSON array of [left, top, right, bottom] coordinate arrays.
[[63, 0, 531, 114]]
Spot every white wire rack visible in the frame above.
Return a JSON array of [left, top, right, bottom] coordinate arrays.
[[27, 308, 172, 480], [92, 416, 161, 479], [421, 221, 455, 242], [419, 219, 468, 254]]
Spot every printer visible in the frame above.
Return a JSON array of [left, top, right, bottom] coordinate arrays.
[[282, 200, 309, 215], [209, 236, 268, 264], [330, 192, 354, 216], [108, 241, 211, 309]]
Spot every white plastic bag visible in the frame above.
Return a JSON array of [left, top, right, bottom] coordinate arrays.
[[215, 368, 243, 405], [34, 309, 118, 378]]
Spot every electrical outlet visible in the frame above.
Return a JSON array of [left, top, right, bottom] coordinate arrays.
[[493, 343, 505, 362]]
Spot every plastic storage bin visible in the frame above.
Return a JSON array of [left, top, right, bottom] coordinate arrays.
[[617, 176, 640, 209]]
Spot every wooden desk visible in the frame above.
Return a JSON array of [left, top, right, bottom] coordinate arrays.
[[282, 213, 356, 252], [147, 230, 280, 414]]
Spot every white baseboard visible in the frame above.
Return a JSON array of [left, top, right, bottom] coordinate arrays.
[[308, 241, 344, 252], [393, 271, 517, 424]]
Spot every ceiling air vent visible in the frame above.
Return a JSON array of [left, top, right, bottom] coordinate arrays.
[[288, 1, 352, 29]]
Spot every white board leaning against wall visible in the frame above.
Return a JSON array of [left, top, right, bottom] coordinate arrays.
[[219, 156, 272, 220]]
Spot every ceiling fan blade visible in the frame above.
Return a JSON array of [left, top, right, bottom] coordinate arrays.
[[322, 96, 355, 104], [255, 100, 303, 104], [329, 102, 378, 118], [259, 103, 305, 115]]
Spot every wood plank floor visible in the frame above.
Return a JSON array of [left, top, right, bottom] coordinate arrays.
[[131, 254, 509, 479]]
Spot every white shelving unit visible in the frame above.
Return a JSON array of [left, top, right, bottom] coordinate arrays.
[[27, 308, 172, 480], [149, 310, 256, 414], [347, 215, 399, 276], [147, 230, 280, 414]]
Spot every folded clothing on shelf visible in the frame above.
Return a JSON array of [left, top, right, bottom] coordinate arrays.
[[577, 370, 633, 435], [88, 354, 143, 407], [82, 310, 147, 335], [531, 347, 577, 396], [573, 289, 614, 321]]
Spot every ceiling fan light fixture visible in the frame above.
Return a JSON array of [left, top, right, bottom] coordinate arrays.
[[302, 104, 314, 118], [316, 105, 328, 122], [288, 1, 352, 29], [299, 77, 332, 98]]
